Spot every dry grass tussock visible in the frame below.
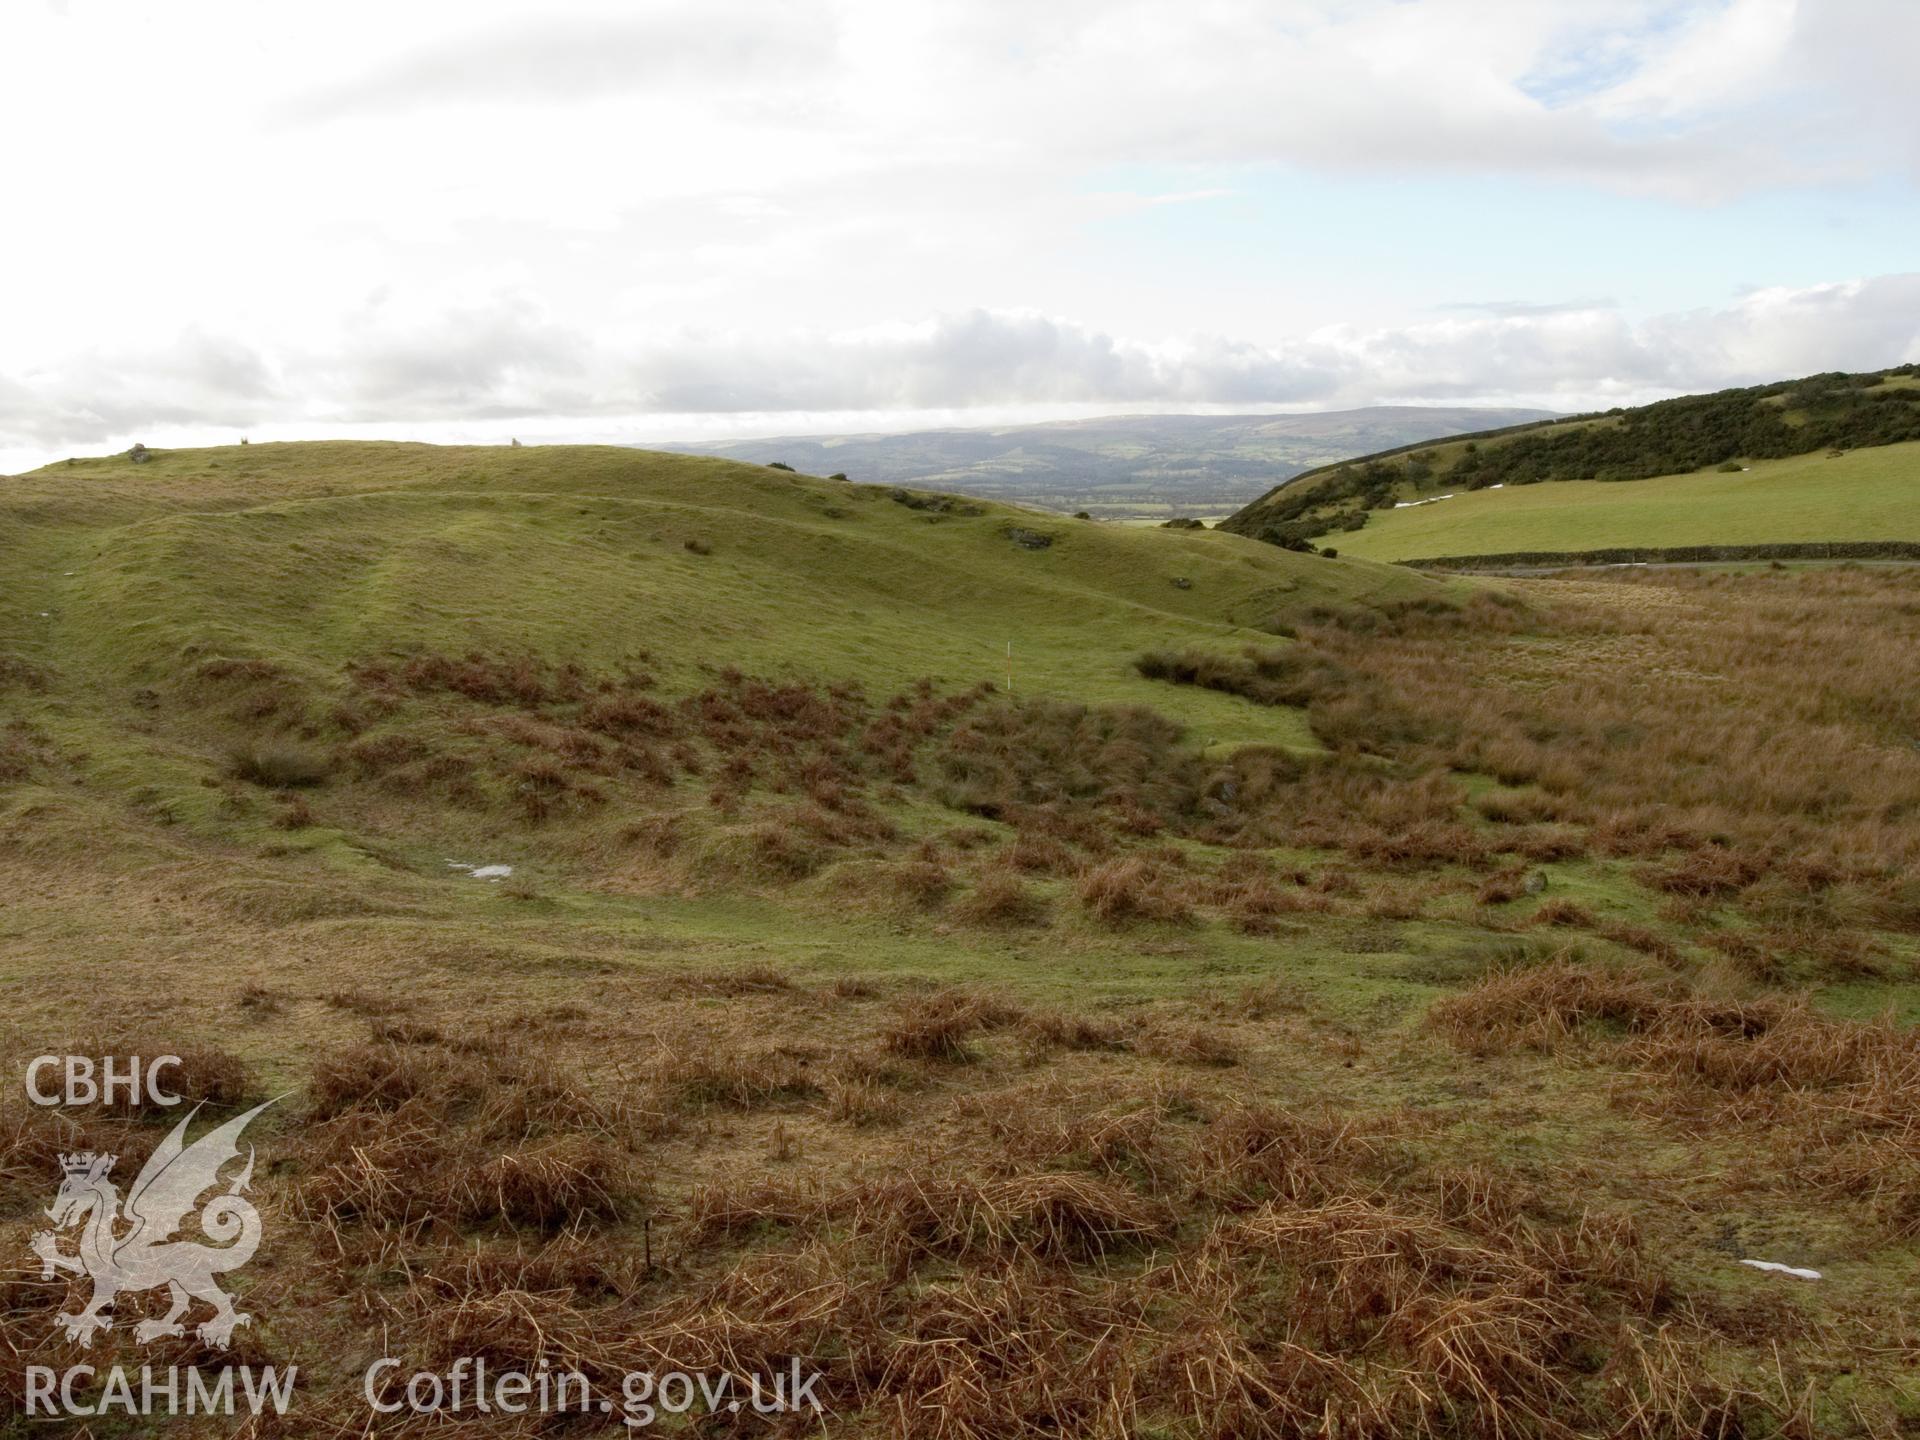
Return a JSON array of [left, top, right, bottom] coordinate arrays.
[[675, 1164, 1178, 1265], [1074, 856, 1196, 926], [648, 1115, 1769, 1436], [656, 961, 795, 997], [1428, 957, 1683, 1055], [1433, 954, 1920, 1239], [650, 1037, 823, 1110], [953, 869, 1050, 926], [951, 1078, 1181, 1184], [294, 1032, 652, 1235], [880, 987, 1024, 1062]]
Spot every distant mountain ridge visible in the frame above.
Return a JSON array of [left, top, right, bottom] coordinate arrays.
[[651, 406, 1556, 520]]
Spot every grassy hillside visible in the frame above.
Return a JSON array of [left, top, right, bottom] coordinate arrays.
[[1334, 440, 1920, 561], [1223, 366, 1920, 553], [4, 441, 1919, 1435], [1, 441, 1431, 753], [0, 441, 1463, 931]]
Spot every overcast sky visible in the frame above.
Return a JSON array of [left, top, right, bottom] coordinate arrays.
[[4, 0, 1919, 471]]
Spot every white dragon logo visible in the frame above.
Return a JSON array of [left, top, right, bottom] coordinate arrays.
[[29, 1099, 275, 1348]]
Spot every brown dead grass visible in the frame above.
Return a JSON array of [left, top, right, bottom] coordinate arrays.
[[0, 985, 1835, 1438], [1428, 958, 1679, 1055], [651, 1040, 821, 1110], [1432, 953, 1920, 1241], [1074, 857, 1196, 927], [881, 988, 1023, 1063], [953, 870, 1050, 927]]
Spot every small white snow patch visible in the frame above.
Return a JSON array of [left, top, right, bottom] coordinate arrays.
[[1740, 1259, 1820, 1281], [445, 860, 515, 882]]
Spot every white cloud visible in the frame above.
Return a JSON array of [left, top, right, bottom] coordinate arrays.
[[6, 276, 1917, 470], [1588, 0, 1798, 120], [628, 278, 1920, 413]]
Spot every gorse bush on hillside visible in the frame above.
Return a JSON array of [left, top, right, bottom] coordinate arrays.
[[1448, 372, 1920, 488], [1133, 646, 1333, 708]]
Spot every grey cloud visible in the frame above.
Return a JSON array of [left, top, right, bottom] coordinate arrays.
[[613, 284, 1920, 415], [5, 279, 1919, 463], [0, 332, 282, 448], [330, 300, 591, 413], [174, 332, 281, 401], [622, 313, 1343, 414]]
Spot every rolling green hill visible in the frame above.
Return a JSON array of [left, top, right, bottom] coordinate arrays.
[[0, 441, 1439, 847], [0, 442, 1428, 685], [1222, 366, 1920, 555]]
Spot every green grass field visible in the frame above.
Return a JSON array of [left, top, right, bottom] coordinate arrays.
[[1334, 440, 1920, 560]]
